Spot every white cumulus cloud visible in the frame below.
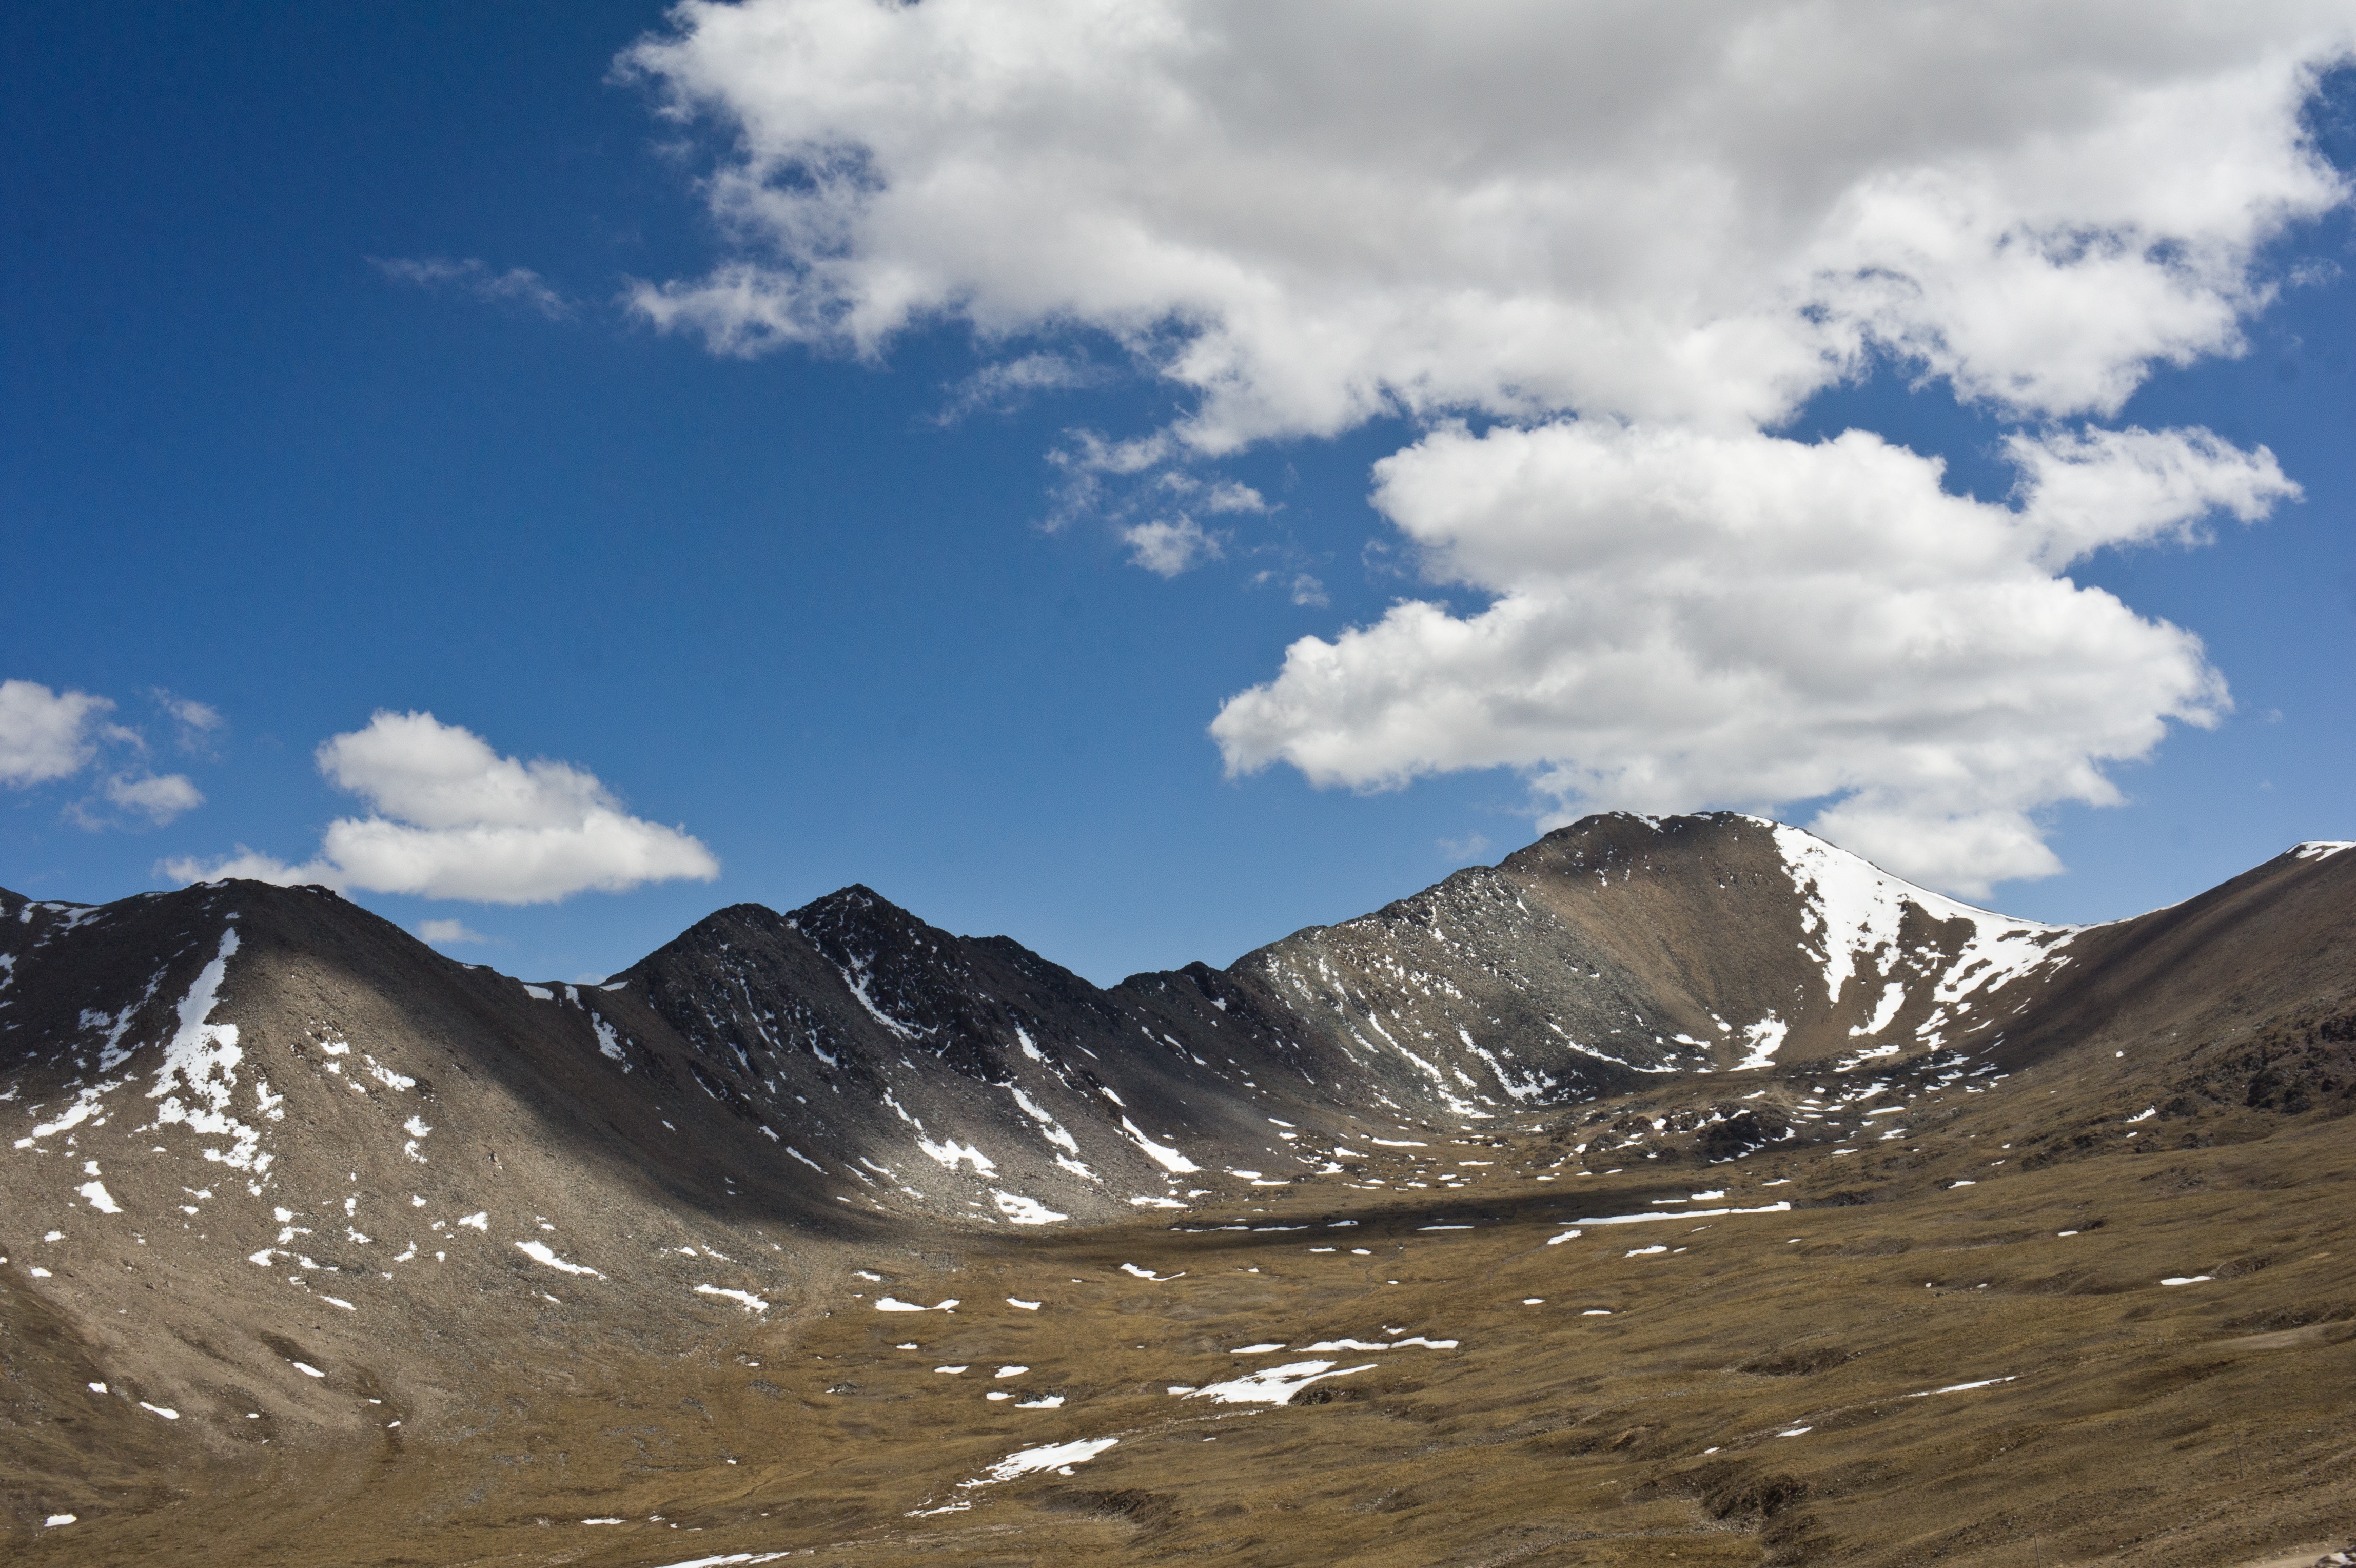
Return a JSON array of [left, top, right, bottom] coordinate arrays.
[[1, 679, 115, 787], [618, 0, 2352, 894], [619, 1, 2348, 440], [1210, 421, 2292, 895], [416, 918, 491, 947], [166, 711, 720, 904]]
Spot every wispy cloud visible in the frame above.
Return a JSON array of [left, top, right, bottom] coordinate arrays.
[[371, 256, 572, 319], [1438, 832, 1491, 863], [935, 351, 1112, 423], [151, 690, 224, 755], [1249, 569, 1327, 607]]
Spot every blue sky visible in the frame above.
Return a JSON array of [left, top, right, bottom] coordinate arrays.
[[4, 2, 2351, 985]]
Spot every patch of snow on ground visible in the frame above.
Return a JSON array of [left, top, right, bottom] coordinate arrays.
[[917, 1136, 997, 1175], [695, 1284, 769, 1312], [1120, 1263, 1183, 1281], [1016, 1394, 1064, 1408], [146, 928, 274, 1173], [1579, 1202, 1791, 1226], [1907, 1376, 2016, 1396], [1773, 825, 1911, 1010], [965, 1436, 1120, 1486], [1734, 1015, 1788, 1071], [1849, 981, 1907, 1038], [1773, 822, 2073, 1033], [991, 1190, 1068, 1225], [1008, 1087, 1081, 1153], [15, 1078, 129, 1148], [1118, 1117, 1200, 1173], [77, 1180, 122, 1213], [1186, 1360, 1375, 1404], [1007, 1297, 1041, 1309], [2294, 841, 2355, 861], [515, 1240, 601, 1277], [364, 1057, 415, 1091], [835, 953, 927, 1041], [1304, 1336, 1456, 1350]]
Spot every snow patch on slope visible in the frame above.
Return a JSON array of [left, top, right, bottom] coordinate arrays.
[[1735, 1016, 1787, 1071], [1773, 824, 2072, 1051], [1118, 1116, 1200, 1173], [145, 927, 277, 1175]]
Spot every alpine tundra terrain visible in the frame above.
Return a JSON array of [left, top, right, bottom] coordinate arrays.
[[5, 812, 2355, 1567]]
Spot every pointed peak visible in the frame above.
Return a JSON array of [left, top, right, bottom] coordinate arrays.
[[788, 885, 963, 975], [791, 883, 910, 920], [788, 884, 934, 943]]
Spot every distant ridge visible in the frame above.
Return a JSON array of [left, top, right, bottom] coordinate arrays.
[[7, 814, 2349, 1249]]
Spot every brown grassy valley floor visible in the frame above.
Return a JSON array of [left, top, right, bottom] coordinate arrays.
[[12, 1092, 2356, 1567]]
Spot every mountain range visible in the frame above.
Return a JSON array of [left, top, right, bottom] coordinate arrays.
[[6, 812, 2354, 1566]]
